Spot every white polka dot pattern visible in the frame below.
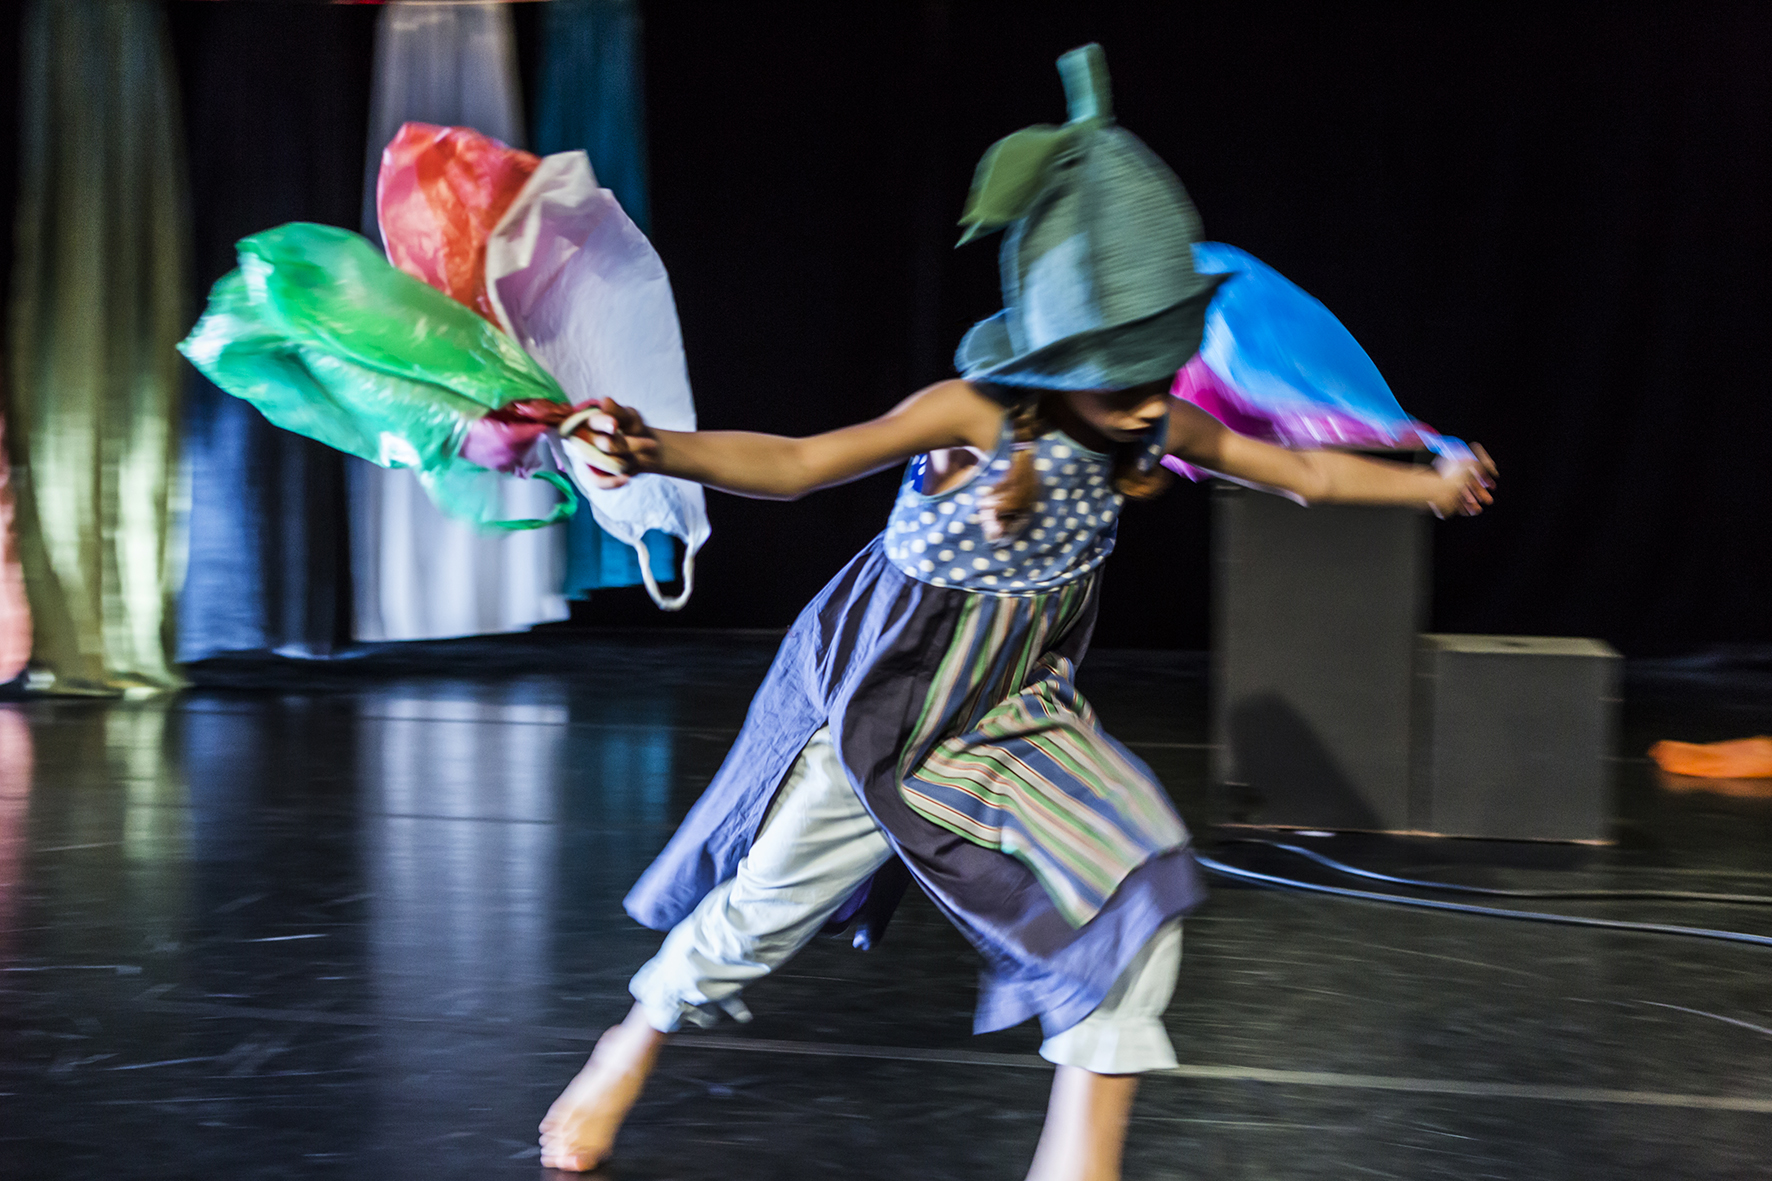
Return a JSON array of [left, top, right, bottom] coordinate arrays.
[[883, 413, 1167, 596]]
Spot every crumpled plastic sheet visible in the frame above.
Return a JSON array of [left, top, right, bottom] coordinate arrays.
[[484, 149, 711, 610], [457, 397, 578, 475], [372, 126, 708, 607], [1165, 242, 1472, 481], [377, 121, 539, 325], [178, 222, 574, 529]]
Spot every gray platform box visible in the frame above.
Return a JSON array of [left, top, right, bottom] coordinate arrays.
[[1412, 635, 1620, 842], [1212, 483, 1428, 831]]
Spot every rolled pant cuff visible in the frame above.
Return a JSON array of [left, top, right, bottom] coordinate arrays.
[[1038, 1017, 1179, 1075], [635, 994, 690, 1034], [633, 977, 755, 1034]]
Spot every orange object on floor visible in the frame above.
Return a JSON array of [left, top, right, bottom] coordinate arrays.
[[1648, 736, 1772, 779]]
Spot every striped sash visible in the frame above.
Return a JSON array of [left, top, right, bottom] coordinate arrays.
[[899, 579, 1188, 927]]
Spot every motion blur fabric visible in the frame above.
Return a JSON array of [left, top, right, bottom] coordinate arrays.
[[532, 0, 672, 596], [1165, 243, 1471, 481], [354, 1, 567, 642], [7, 0, 188, 692]]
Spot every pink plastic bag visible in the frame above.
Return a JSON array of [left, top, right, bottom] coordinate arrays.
[[1164, 354, 1451, 482]]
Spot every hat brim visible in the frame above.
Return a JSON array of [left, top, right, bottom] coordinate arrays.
[[956, 275, 1228, 391]]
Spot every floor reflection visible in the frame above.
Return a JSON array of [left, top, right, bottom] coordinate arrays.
[[111, 707, 190, 868], [0, 708, 32, 962], [0, 639, 1766, 1181], [1657, 768, 1772, 800], [578, 709, 677, 831], [17, 703, 190, 973], [358, 681, 566, 1024]]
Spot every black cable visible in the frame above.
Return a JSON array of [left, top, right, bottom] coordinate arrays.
[[1221, 838, 1772, 906], [1194, 856, 1772, 949]]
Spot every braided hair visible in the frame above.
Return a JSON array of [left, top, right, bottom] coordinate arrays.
[[976, 394, 1171, 542]]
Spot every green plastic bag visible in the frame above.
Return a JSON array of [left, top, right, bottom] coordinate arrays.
[[179, 222, 575, 529]]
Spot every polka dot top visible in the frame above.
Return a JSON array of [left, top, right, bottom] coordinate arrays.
[[883, 409, 1168, 595]]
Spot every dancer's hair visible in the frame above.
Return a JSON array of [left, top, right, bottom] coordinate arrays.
[[979, 395, 1171, 539]]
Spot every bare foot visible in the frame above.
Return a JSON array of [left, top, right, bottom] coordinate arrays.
[[539, 1006, 666, 1172]]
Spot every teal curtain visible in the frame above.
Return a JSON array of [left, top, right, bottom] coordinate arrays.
[[7, 0, 189, 693], [535, 0, 650, 233], [534, 0, 676, 596]]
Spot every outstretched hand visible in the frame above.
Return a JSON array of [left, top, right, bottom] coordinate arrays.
[[560, 398, 658, 489], [1430, 443, 1498, 518]]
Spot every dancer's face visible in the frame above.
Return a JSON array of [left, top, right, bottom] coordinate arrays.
[[1062, 379, 1173, 443]]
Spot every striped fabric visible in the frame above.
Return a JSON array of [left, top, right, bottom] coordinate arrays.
[[901, 575, 1188, 927]]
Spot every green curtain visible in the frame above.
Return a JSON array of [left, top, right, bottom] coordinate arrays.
[[6, 0, 190, 694], [0, 371, 31, 685]]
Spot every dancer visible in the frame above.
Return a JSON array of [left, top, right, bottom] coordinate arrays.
[[539, 45, 1494, 1179]]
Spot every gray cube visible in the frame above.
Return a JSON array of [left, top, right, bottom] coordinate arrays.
[[1212, 483, 1428, 830], [1412, 635, 1620, 842]]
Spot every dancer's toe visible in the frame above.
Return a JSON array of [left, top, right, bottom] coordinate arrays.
[[540, 1141, 607, 1173], [537, 1012, 665, 1173]]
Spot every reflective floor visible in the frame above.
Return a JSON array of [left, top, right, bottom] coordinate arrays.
[[2, 633, 1769, 1179]]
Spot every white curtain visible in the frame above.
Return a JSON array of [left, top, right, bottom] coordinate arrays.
[[351, 1, 569, 643]]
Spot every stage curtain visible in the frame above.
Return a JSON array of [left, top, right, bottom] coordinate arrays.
[[534, 0, 677, 597], [351, 0, 570, 643], [171, 3, 374, 662], [7, 0, 188, 693]]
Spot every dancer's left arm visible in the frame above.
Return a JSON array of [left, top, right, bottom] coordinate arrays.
[[1165, 398, 1496, 517]]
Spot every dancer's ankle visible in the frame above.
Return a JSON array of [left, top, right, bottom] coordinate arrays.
[[606, 1004, 668, 1064]]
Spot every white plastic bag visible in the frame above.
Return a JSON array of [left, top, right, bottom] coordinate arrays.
[[485, 152, 710, 609]]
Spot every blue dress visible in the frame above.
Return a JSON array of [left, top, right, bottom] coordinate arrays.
[[625, 399, 1207, 1037]]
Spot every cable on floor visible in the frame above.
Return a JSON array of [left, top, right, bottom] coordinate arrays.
[[1194, 855, 1772, 949], [1218, 838, 1772, 905]]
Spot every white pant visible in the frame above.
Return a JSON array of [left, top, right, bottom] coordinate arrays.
[[630, 727, 1182, 1074]]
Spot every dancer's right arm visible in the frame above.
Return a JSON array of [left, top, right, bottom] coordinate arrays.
[[574, 381, 1006, 500]]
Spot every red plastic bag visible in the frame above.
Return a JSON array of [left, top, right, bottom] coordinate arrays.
[[376, 122, 539, 324]]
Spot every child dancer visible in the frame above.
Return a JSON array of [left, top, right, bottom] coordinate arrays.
[[540, 45, 1493, 1179]]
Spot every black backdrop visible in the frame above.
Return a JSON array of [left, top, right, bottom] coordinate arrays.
[[5, 2, 1770, 655]]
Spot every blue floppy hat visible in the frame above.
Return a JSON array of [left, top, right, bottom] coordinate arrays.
[[956, 44, 1224, 392]]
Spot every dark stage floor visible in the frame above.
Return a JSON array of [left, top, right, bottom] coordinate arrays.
[[2, 633, 1770, 1179]]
